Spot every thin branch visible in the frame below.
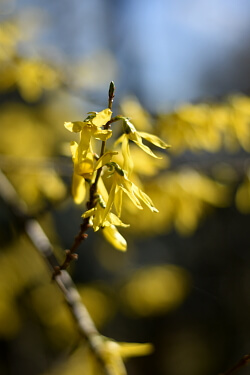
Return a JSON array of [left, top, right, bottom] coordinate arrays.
[[0, 169, 114, 375]]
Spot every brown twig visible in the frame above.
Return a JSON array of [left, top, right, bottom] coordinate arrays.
[[54, 81, 116, 276], [220, 354, 250, 375], [0, 169, 115, 375]]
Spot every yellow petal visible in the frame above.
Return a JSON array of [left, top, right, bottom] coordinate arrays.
[[95, 151, 118, 170], [132, 183, 159, 213], [97, 177, 109, 202], [235, 180, 250, 213], [76, 131, 94, 174], [102, 225, 127, 251], [77, 152, 94, 175], [64, 121, 84, 132], [120, 175, 143, 208], [79, 128, 92, 155], [114, 133, 126, 146], [102, 183, 116, 221], [92, 203, 107, 231], [72, 172, 86, 204], [138, 131, 171, 149], [91, 108, 112, 127], [118, 342, 154, 358], [133, 139, 160, 158], [130, 132, 160, 158], [122, 118, 137, 134], [93, 128, 112, 141], [105, 212, 129, 227], [114, 187, 123, 217], [70, 141, 78, 160], [82, 207, 96, 218], [121, 186, 143, 209], [101, 341, 127, 375], [121, 135, 133, 176]]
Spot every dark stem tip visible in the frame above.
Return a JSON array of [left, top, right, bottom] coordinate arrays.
[[108, 81, 115, 100]]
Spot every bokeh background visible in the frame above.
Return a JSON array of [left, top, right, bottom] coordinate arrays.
[[0, 0, 250, 374]]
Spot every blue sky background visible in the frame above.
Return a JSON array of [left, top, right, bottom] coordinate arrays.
[[14, 0, 250, 110]]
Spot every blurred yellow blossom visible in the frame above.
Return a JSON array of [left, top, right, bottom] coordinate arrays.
[[121, 265, 191, 317], [127, 146, 170, 177], [120, 168, 229, 236], [77, 285, 115, 328], [0, 57, 61, 100], [120, 96, 153, 131], [0, 103, 67, 207], [15, 59, 60, 101], [235, 169, 250, 214], [0, 20, 21, 61], [158, 95, 250, 154]]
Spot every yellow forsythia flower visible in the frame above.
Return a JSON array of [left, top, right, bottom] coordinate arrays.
[[64, 108, 112, 203], [235, 171, 250, 213], [104, 167, 159, 217], [65, 96, 170, 251], [115, 118, 170, 175]]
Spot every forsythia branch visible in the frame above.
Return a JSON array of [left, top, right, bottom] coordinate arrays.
[[59, 82, 170, 262]]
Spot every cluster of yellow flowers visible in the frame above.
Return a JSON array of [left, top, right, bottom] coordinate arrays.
[[0, 20, 60, 101], [117, 95, 250, 236], [158, 94, 250, 154], [65, 106, 170, 251], [120, 168, 229, 236]]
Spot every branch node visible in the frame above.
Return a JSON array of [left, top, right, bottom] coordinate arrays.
[[52, 266, 61, 279]]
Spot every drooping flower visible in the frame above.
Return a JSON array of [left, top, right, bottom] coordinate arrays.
[[82, 203, 129, 232], [65, 105, 169, 251], [103, 164, 159, 219], [81, 176, 128, 251], [115, 118, 171, 175]]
